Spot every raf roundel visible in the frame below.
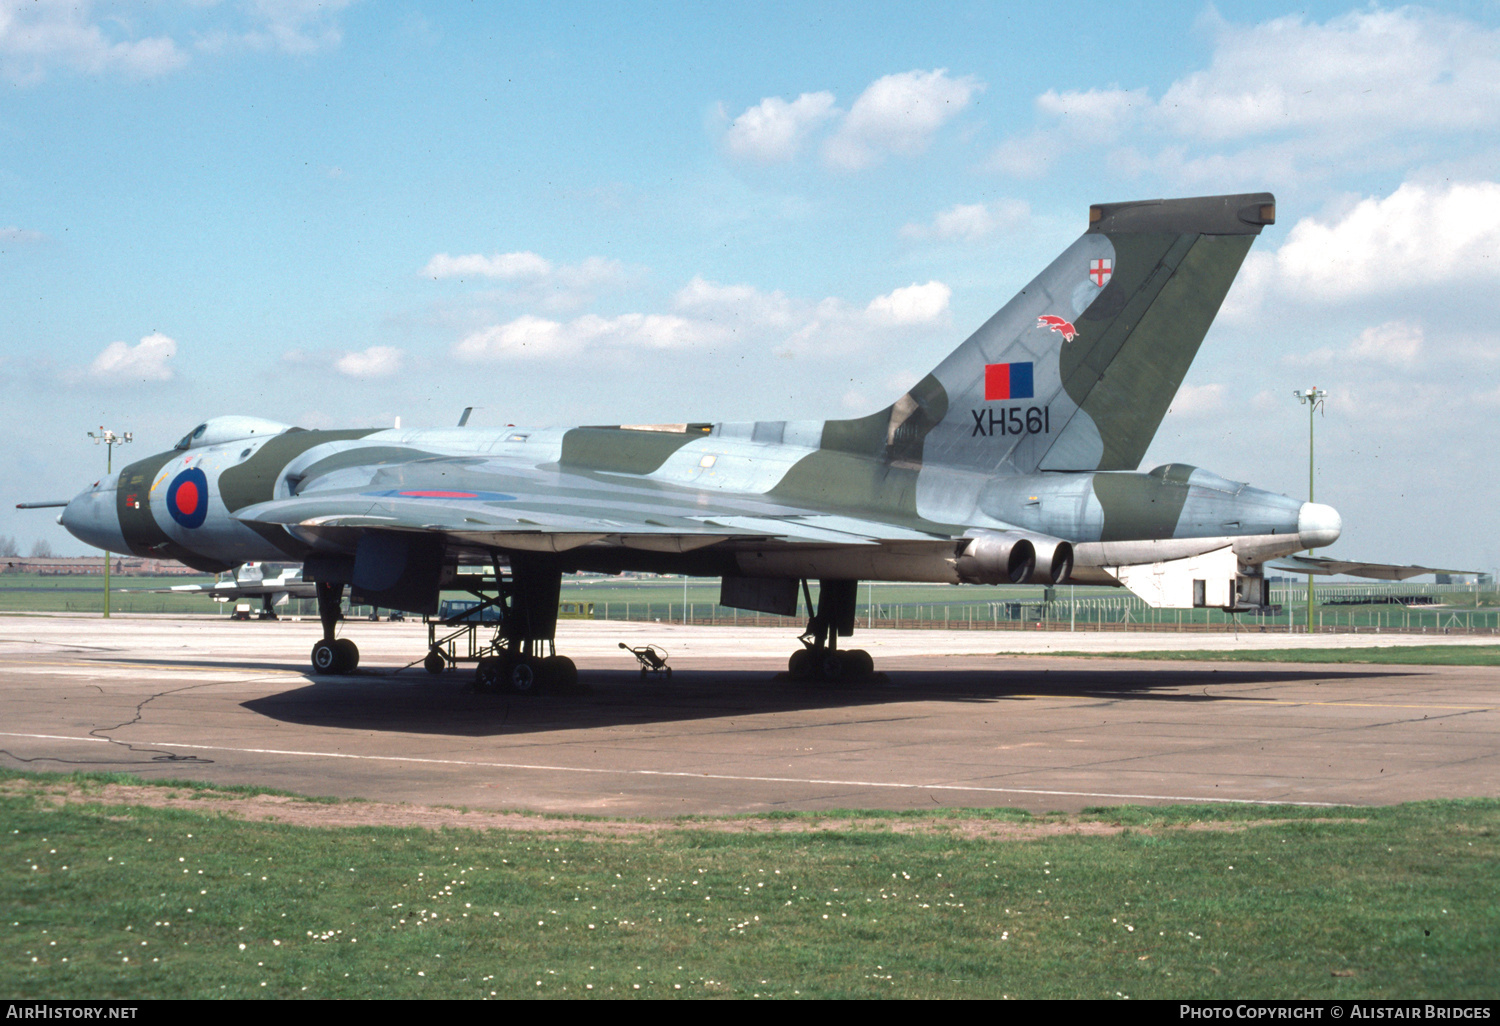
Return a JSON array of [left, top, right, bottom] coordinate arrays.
[[166, 468, 210, 529]]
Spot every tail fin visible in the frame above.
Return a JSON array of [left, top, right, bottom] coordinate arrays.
[[867, 193, 1274, 475]]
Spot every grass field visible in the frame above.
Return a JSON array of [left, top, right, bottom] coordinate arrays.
[[1036, 646, 1500, 666], [0, 575, 220, 615], [3, 571, 1497, 633], [2, 770, 1496, 999]]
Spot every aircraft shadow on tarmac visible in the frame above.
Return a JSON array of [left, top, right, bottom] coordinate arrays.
[[99, 656, 316, 674], [237, 663, 1415, 738]]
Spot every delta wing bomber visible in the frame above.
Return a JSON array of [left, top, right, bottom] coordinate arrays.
[[39, 192, 1429, 688]]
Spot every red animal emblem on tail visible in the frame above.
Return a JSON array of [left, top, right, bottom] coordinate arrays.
[[1037, 314, 1077, 341]]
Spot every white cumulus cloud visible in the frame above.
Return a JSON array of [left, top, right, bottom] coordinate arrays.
[[1156, 9, 1500, 144], [824, 69, 981, 171], [674, 276, 798, 328], [1275, 182, 1500, 300], [455, 274, 953, 363], [1348, 321, 1424, 367], [424, 251, 632, 313], [1232, 181, 1500, 312], [987, 9, 1500, 186], [866, 281, 951, 325], [1166, 383, 1225, 417], [454, 313, 719, 362], [335, 346, 403, 378], [0, 0, 184, 83], [723, 91, 837, 164], [238, 0, 354, 56], [423, 251, 553, 280], [900, 199, 1030, 242], [88, 332, 176, 383]]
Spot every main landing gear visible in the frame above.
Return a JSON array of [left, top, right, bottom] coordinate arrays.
[[310, 580, 359, 674], [787, 579, 875, 683], [424, 556, 578, 694]]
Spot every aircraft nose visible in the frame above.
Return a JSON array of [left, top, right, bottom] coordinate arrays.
[[1297, 502, 1342, 549], [59, 478, 129, 553]]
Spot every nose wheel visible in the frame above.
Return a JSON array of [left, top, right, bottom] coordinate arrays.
[[309, 580, 359, 674]]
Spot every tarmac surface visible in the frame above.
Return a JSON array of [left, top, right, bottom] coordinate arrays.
[[0, 614, 1496, 816]]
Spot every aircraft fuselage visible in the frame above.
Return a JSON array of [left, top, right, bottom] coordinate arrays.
[[61, 421, 1338, 586]]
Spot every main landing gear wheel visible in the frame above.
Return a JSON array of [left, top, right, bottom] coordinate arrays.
[[311, 639, 359, 674], [844, 649, 874, 678], [506, 657, 541, 694], [424, 650, 447, 675], [788, 647, 873, 682], [474, 654, 553, 694], [541, 655, 578, 690], [475, 656, 503, 692]]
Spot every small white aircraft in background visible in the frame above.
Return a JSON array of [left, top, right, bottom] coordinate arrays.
[[135, 562, 314, 619]]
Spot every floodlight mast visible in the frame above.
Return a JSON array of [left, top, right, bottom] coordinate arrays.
[[87, 428, 132, 618], [1292, 388, 1328, 632]]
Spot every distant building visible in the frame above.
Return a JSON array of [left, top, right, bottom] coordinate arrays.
[[1, 556, 203, 576]]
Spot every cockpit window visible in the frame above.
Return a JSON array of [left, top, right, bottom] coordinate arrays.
[[175, 423, 208, 450]]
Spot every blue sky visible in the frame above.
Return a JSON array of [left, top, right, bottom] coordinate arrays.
[[2, 1, 1497, 573]]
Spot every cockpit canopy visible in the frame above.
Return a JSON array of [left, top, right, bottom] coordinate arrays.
[[174, 416, 294, 451]]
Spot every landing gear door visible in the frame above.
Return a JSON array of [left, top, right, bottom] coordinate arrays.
[[1104, 546, 1238, 609]]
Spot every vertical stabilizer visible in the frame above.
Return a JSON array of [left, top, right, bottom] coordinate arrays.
[[852, 193, 1274, 477]]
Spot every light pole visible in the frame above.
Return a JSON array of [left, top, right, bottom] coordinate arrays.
[[88, 427, 132, 617], [1291, 387, 1326, 633]]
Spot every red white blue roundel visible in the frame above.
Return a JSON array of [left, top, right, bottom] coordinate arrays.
[[166, 468, 209, 529]]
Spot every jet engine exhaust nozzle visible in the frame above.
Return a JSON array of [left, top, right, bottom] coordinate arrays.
[[956, 532, 1036, 585]]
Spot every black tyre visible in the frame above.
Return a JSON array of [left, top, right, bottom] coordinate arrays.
[[788, 649, 811, 677], [507, 658, 542, 694], [423, 650, 446, 675], [475, 657, 503, 692], [818, 651, 846, 682], [542, 655, 578, 689], [845, 649, 874, 678], [311, 640, 339, 675], [334, 638, 359, 672]]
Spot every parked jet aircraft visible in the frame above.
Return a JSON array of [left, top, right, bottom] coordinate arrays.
[[128, 562, 314, 618], [37, 192, 1441, 689]]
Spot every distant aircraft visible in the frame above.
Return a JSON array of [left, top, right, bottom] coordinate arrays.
[[128, 562, 314, 619], [33, 192, 1454, 688]]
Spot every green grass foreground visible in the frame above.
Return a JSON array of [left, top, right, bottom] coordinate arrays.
[[2, 771, 1496, 1000], [1037, 645, 1500, 666]]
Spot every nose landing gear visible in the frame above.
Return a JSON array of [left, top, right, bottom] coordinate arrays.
[[309, 580, 359, 674]]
